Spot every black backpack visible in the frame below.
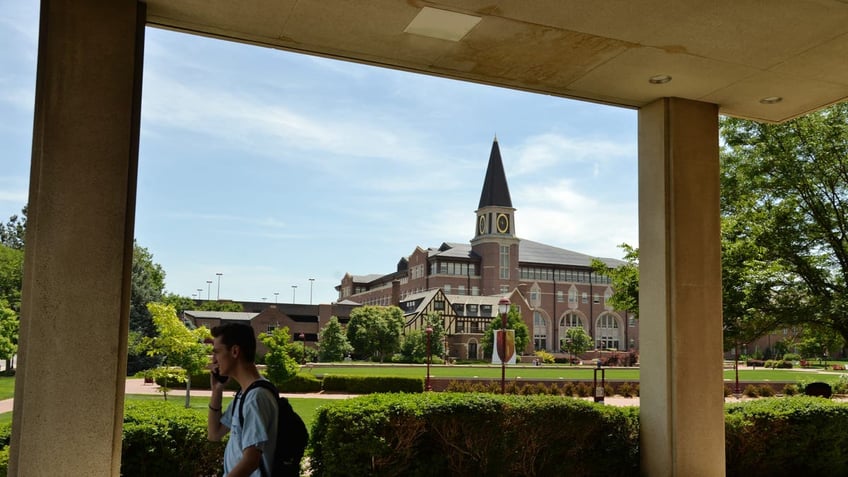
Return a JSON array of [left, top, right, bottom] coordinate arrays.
[[236, 379, 309, 477]]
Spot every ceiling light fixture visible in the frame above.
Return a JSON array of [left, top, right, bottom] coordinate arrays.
[[759, 96, 783, 104], [404, 7, 481, 42], [648, 75, 672, 84]]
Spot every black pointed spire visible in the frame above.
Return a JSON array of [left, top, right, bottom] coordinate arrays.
[[477, 137, 513, 209]]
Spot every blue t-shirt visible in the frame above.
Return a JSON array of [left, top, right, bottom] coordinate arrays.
[[221, 380, 279, 476]]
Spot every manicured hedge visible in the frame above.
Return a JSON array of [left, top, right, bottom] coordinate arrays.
[[309, 392, 639, 477], [321, 375, 423, 394], [725, 396, 848, 475], [122, 401, 224, 477], [278, 373, 323, 393]]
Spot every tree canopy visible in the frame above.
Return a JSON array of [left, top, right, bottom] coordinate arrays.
[[720, 102, 848, 344], [481, 305, 529, 358], [0, 206, 26, 250], [346, 306, 405, 362], [258, 327, 299, 384], [318, 316, 353, 362], [591, 244, 639, 318]]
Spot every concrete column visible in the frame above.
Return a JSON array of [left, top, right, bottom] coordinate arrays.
[[10, 1, 145, 475], [638, 98, 724, 476]]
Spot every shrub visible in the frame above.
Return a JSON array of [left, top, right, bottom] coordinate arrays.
[[561, 382, 576, 396], [743, 384, 759, 398], [322, 375, 423, 394], [121, 401, 223, 477], [617, 382, 637, 398], [783, 383, 799, 396], [757, 385, 775, 397], [783, 353, 801, 362], [575, 382, 592, 397], [725, 397, 848, 475], [309, 393, 640, 477], [534, 350, 555, 364], [278, 372, 323, 393]]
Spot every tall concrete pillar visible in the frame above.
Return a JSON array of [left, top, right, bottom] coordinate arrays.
[[10, 1, 145, 475], [638, 98, 724, 476]]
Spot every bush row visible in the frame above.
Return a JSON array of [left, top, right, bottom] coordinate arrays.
[[444, 380, 640, 397], [725, 397, 848, 475], [309, 392, 640, 477], [0, 401, 223, 477], [321, 375, 423, 394]]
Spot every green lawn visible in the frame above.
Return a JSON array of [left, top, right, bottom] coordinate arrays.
[[304, 363, 848, 384]]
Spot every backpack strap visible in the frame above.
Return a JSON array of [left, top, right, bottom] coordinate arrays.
[[237, 379, 279, 426], [236, 379, 280, 477]]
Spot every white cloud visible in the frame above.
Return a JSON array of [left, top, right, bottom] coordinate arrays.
[[510, 132, 635, 176]]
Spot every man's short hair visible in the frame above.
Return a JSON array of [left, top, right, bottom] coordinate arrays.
[[211, 322, 257, 363]]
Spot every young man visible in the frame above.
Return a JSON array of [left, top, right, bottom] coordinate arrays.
[[207, 323, 279, 477]]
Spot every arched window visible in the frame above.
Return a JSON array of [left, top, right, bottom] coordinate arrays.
[[595, 313, 620, 349], [533, 311, 547, 351], [558, 312, 584, 350]]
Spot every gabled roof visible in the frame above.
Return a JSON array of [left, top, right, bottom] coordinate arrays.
[[518, 238, 624, 268], [428, 242, 479, 260], [477, 138, 512, 209]]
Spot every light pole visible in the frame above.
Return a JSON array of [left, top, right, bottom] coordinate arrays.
[[206, 280, 212, 300], [498, 297, 511, 394], [197, 288, 203, 301], [425, 327, 433, 391], [299, 332, 306, 365], [309, 278, 315, 304], [273, 292, 279, 304], [292, 285, 297, 303], [216, 272, 223, 300]]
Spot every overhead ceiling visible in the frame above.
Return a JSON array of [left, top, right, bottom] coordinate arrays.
[[145, 0, 848, 123]]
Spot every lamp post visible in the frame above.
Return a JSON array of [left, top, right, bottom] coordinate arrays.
[[273, 292, 279, 304], [197, 288, 203, 301], [425, 327, 433, 391], [309, 278, 315, 304], [498, 297, 511, 394], [292, 285, 298, 303], [299, 332, 306, 365], [206, 280, 212, 300], [215, 272, 223, 300]]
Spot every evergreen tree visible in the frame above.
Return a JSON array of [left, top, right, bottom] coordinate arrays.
[[317, 316, 353, 362]]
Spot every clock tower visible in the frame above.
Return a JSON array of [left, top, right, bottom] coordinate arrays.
[[471, 137, 519, 295]]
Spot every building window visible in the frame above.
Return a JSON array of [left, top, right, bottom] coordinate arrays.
[[568, 286, 577, 303], [593, 294, 600, 304], [596, 313, 620, 349], [530, 289, 539, 302], [434, 300, 445, 311], [444, 284, 451, 294], [471, 286, 479, 296], [267, 324, 278, 332], [499, 245, 510, 279], [467, 304, 478, 314], [458, 285, 466, 295], [480, 304, 492, 315], [500, 285, 509, 294], [581, 292, 588, 303], [557, 290, 564, 303], [533, 311, 547, 351]]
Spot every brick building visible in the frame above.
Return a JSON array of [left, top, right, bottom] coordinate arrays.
[[337, 139, 638, 360]]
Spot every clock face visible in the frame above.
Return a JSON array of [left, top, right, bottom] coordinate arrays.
[[496, 213, 509, 234], [478, 215, 487, 235]]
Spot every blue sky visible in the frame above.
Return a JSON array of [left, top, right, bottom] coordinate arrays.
[[1, 2, 637, 306]]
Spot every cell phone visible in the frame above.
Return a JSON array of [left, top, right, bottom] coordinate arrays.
[[212, 369, 229, 384]]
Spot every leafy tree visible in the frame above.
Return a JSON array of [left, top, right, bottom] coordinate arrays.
[[198, 300, 243, 312], [720, 103, 848, 344], [0, 245, 23, 311], [317, 316, 353, 362], [560, 326, 593, 364], [0, 206, 26, 250], [146, 303, 211, 406], [161, 293, 197, 317], [399, 312, 446, 363], [481, 305, 529, 358], [796, 326, 844, 361], [127, 242, 167, 375], [346, 306, 405, 362], [258, 327, 299, 384], [591, 244, 639, 317], [0, 299, 19, 372]]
